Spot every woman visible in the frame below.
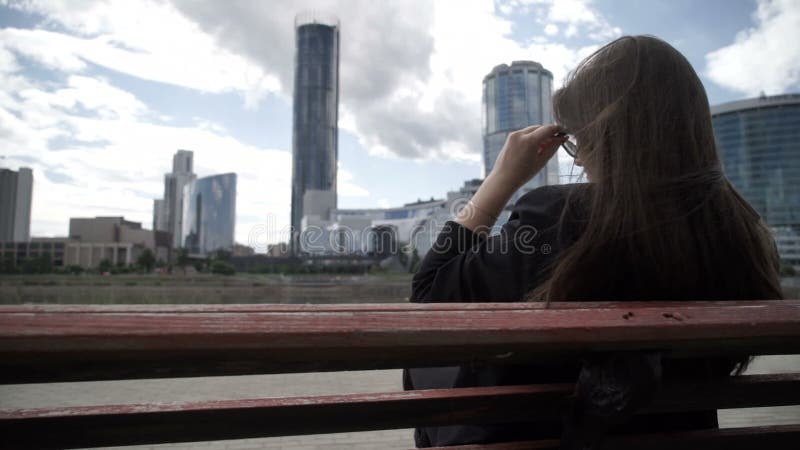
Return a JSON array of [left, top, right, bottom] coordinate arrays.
[[405, 35, 782, 447]]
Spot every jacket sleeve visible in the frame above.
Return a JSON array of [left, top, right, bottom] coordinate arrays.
[[410, 185, 573, 303]]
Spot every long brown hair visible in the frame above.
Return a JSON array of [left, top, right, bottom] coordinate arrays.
[[529, 35, 782, 304]]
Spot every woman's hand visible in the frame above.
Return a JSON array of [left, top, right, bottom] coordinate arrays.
[[490, 124, 564, 192], [454, 124, 564, 234]]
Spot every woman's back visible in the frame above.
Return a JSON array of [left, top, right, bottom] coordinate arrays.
[[407, 183, 779, 446], [405, 35, 782, 447]]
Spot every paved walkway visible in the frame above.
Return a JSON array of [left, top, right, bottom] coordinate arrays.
[[2, 357, 798, 449]]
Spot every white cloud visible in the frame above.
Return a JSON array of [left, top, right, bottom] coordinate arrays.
[[19, 75, 147, 119], [0, 56, 292, 245], [337, 165, 370, 198], [168, 0, 616, 160], [1, 0, 281, 107], [547, 0, 599, 24], [502, 0, 622, 42], [3, 0, 621, 162], [705, 0, 800, 96]]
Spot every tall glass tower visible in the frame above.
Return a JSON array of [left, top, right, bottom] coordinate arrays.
[[163, 150, 195, 249], [291, 14, 340, 254], [182, 173, 237, 257], [711, 93, 800, 267], [482, 61, 558, 195]]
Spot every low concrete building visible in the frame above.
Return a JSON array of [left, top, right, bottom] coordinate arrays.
[[297, 180, 491, 258], [1, 217, 169, 270], [0, 238, 72, 269], [267, 242, 290, 257], [0, 237, 139, 269], [232, 243, 255, 257], [67, 216, 167, 268]]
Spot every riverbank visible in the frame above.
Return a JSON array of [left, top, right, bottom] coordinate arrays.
[[0, 273, 414, 304], [3, 273, 799, 304]]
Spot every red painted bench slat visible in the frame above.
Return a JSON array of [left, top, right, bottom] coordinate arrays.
[[0, 300, 780, 314], [1, 301, 799, 383], [1, 374, 798, 449], [2, 301, 798, 449]]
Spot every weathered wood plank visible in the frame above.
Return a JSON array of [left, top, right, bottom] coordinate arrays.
[[428, 424, 800, 449], [0, 385, 564, 449], [2, 374, 798, 449], [1, 301, 798, 383], [0, 300, 790, 314]]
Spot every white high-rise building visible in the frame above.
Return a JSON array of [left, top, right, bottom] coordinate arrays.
[[482, 61, 559, 199], [0, 167, 33, 242], [152, 199, 168, 232], [154, 150, 196, 248], [172, 149, 193, 175]]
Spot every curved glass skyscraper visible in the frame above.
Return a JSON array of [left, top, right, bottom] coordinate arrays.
[[482, 61, 558, 193], [291, 15, 340, 254], [712, 93, 800, 266], [182, 173, 237, 256]]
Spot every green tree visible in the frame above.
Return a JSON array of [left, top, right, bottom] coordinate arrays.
[[212, 249, 232, 261], [397, 247, 409, 267], [409, 248, 421, 274], [97, 258, 113, 274], [193, 260, 205, 273], [136, 248, 156, 273], [66, 264, 84, 275], [176, 248, 190, 275], [21, 254, 53, 274], [0, 259, 18, 274], [112, 261, 130, 274], [211, 260, 235, 276]]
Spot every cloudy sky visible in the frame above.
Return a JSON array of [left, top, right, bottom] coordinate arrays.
[[1, 0, 798, 247]]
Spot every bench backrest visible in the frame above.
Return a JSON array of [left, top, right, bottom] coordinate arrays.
[[1, 301, 799, 449]]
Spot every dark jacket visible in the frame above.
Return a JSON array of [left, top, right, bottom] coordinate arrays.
[[404, 184, 741, 447]]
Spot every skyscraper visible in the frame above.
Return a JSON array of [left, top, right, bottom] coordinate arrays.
[[0, 167, 33, 242], [291, 14, 340, 255], [482, 61, 559, 195], [152, 199, 168, 232], [162, 150, 196, 248], [711, 93, 800, 267], [172, 149, 193, 175], [182, 173, 237, 256]]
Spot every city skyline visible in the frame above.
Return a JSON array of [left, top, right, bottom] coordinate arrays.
[[1, 0, 798, 246]]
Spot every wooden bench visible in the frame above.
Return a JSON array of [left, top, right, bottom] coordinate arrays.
[[1, 301, 799, 449]]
